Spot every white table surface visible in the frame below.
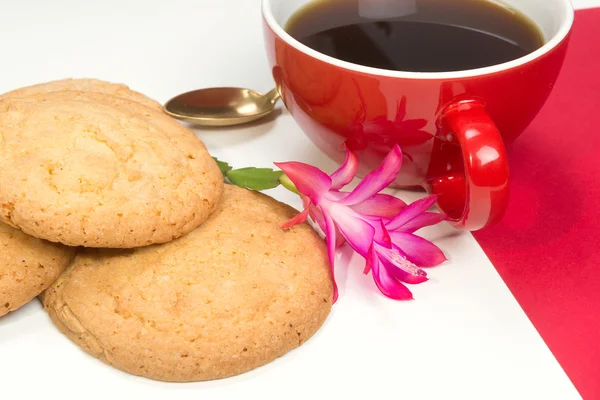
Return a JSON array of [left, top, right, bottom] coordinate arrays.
[[0, 1, 595, 399]]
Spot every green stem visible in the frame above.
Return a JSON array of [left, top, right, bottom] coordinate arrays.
[[279, 174, 300, 195]]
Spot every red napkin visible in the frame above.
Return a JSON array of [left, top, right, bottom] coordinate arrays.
[[473, 8, 600, 400]]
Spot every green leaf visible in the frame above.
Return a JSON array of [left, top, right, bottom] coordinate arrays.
[[226, 167, 284, 191], [213, 157, 232, 176]]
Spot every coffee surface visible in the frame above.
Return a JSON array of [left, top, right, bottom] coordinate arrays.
[[286, 0, 544, 72]]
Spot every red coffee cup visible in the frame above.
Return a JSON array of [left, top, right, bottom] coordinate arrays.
[[262, 0, 574, 231]]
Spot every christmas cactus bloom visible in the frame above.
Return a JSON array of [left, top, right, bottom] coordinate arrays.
[[275, 145, 447, 302]]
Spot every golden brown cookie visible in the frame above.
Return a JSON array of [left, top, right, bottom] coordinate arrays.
[[42, 185, 333, 382], [13, 90, 195, 145], [0, 78, 162, 111], [1, 222, 75, 317], [0, 95, 224, 248]]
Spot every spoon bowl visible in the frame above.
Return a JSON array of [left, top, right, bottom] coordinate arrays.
[[164, 87, 280, 127]]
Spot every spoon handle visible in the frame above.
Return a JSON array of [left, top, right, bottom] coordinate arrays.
[[265, 88, 281, 105]]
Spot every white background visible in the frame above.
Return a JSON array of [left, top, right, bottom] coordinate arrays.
[[0, 1, 594, 399]]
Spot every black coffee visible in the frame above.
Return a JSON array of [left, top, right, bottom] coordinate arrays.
[[285, 0, 544, 72]]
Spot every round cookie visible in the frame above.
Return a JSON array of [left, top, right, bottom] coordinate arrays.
[[1, 222, 75, 317], [13, 90, 198, 144], [0, 95, 224, 248], [42, 185, 334, 382], [0, 78, 162, 111]]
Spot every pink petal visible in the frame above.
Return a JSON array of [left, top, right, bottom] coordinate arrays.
[[389, 232, 447, 267], [334, 229, 347, 248], [369, 246, 414, 300], [324, 190, 345, 201], [364, 244, 375, 274], [301, 196, 312, 209], [389, 264, 429, 285], [399, 212, 448, 233], [386, 195, 438, 231], [380, 220, 392, 248], [330, 147, 359, 190], [327, 204, 375, 255], [308, 203, 326, 232], [322, 212, 340, 303], [375, 243, 429, 284], [339, 145, 403, 206], [349, 193, 407, 218], [281, 207, 309, 229], [310, 205, 346, 248], [275, 162, 332, 203]]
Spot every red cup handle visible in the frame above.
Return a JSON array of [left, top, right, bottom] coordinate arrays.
[[430, 100, 510, 231]]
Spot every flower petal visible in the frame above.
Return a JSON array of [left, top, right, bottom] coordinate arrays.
[[275, 162, 332, 203], [380, 219, 392, 248], [386, 195, 438, 231], [338, 145, 403, 206], [330, 147, 359, 190], [327, 204, 375, 256], [369, 246, 414, 300], [389, 232, 447, 267], [322, 211, 339, 303], [364, 244, 375, 274], [349, 193, 407, 218], [305, 198, 325, 231], [399, 212, 448, 233], [281, 207, 309, 229], [310, 205, 346, 248], [375, 243, 429, 284]]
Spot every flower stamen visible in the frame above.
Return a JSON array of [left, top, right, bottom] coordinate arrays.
[[392, 251, 425, 275]]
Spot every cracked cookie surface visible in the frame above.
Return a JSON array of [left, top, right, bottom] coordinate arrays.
[[42, 185, 333, 382], [0, 78, 162, 111], [13, 90, 193, 140], [0, 95, 223, 248], [1, 222, 75, 317]]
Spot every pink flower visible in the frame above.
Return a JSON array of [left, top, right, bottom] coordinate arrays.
[[275, 145, 447, 302]]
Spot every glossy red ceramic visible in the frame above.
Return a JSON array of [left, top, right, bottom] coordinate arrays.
[[262, 0, 574, 231]]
